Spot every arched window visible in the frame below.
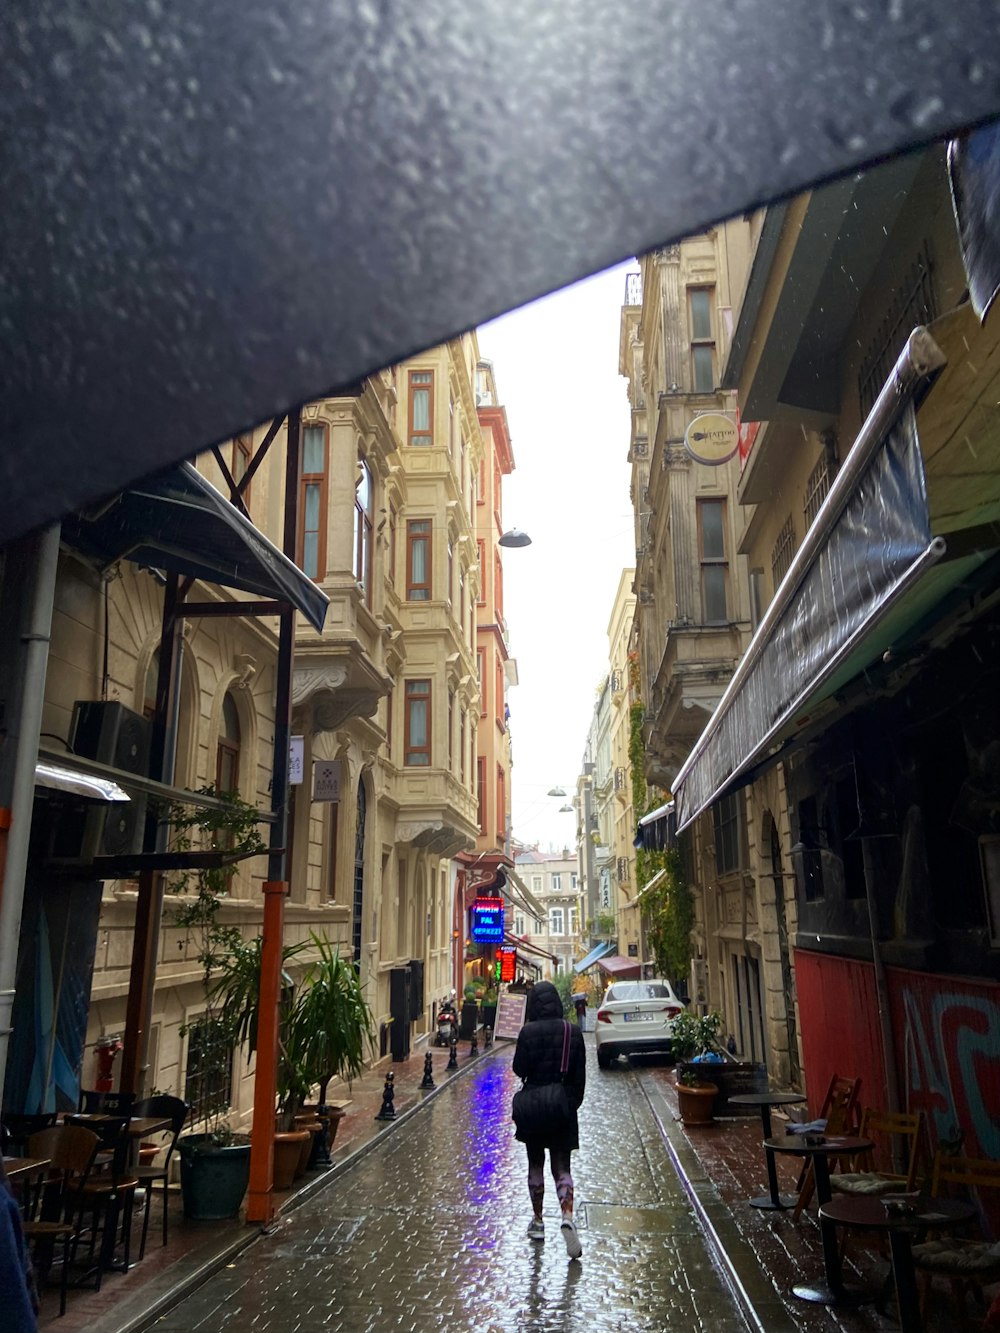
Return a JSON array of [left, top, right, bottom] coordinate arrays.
[[216, 692, 241, 795], [354, 457, 373, 604]]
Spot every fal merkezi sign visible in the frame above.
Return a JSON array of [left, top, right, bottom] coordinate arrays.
[[684, 413, 739, 465]]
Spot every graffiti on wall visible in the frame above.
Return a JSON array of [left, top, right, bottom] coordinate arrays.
[[893, 972, 1000, 1162]]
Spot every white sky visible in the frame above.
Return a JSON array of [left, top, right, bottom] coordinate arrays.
[[478, 261, 636, 853]]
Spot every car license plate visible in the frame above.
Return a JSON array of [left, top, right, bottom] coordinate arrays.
[[623, 1012, 654, 1022]]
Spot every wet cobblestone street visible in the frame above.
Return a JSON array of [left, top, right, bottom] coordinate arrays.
[[150, 1039, 748, 1333]]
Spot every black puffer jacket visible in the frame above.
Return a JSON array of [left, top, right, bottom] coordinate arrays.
[[511, 981, 586, 1149]]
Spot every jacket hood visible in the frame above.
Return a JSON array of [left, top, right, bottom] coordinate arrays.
[[526, 981, 563, 1021]]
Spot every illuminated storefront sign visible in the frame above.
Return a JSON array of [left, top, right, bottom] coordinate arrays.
[[499, 946, 517, 982], [471, 897, 505, 943]]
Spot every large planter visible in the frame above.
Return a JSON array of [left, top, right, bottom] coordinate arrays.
[[675, 1080, 718, 1127], [677, 1060, 768, 1115], [272, 1129, 310, 1190], [481, 1004, 497, 1031], [178, 1134, 251, 1220]]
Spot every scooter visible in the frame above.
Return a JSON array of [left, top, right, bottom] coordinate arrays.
[[435, 995, 458, 1046]]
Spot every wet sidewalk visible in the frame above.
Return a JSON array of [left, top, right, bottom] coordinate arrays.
[[38, 1041, 484, 1333], [635, 1062, 982, 1333]]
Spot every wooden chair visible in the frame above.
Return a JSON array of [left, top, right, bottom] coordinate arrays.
[[791, 1073, 861, 1220], [22, 1124, 101, 1316], [72, 1116, 140, 1274], [131, 1094, 188, 1258], [829, 1106, 926, 1197], [2, 1111, 58, 1155], [913, 1153, 1000, 1320]]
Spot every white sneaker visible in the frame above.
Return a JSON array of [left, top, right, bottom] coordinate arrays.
[[560, 1216, 582, 1259], [526, 1217, 545, 1242]]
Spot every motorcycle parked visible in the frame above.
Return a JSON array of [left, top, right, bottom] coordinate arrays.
[[435, 994, 459, 1046]]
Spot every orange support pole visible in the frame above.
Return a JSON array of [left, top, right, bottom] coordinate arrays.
[[246, 877, 288, 1224]]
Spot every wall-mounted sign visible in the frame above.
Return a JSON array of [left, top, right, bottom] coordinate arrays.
[[289, 736, 304, 786], [499, 945, 517, 982], [313, 758, 342, 802], [470, 897, 505, 943], [684, 412, 739, 465], [627, 942, 638, 957]]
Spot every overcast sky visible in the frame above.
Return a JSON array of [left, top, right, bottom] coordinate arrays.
[[478, 261, 636, 853]]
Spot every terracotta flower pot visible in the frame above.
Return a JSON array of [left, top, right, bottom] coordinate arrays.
[[272, 1129, 310, 1190], [676, 1079, 717, 1127]]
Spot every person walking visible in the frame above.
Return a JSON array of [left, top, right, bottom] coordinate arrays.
[[511, 980, 586, 1259], [573, 992, 587, 1026]]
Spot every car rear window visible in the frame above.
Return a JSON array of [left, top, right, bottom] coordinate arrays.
[[606, 983, 672, 1001]]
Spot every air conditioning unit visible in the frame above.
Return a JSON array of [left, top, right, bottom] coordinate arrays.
[[47, 702, 151, 865]]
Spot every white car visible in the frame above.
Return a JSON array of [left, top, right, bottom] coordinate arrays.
[[594, 979, 684, 1069]]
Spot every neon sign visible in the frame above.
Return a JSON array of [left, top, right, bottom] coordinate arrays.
[[471, 897, 505, 943], [499, 946, 517, 982]]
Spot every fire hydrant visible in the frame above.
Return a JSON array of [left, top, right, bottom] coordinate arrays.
[[94, 1034, 123, 1092]]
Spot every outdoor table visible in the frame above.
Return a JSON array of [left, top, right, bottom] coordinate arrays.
[[66, 1113, 173, 1139], [3, 1155, 51, 1183], [728, 1091, 806, 1209], [764, 1134, 875, 1307], [819, 1194, 976, 1333]]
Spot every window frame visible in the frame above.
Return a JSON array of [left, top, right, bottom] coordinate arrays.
[[408, 369, 434, 446], [697, 497, 729, 624], [406, 519, 432, 601], [403, 678, 432, 767], [549, 906, 565, 935], [713, 790, 742, 876], [298, 421, 329, 580], [689, 286, 716, 393], [354, 454, 374, 605]]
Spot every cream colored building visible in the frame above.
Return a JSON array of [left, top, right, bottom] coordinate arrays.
[[513, 847, 582, 978], [21, 331, 501, 1124]]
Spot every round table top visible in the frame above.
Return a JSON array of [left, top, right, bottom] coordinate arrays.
[[728, 1092, 807, 1108], [764, 1134, 873, 1157], [819, 1195, 976, 1232]]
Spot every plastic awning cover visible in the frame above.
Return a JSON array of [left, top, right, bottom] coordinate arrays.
[[635, 801, 676, 851], [61, 462, 329, 633], [573, 941, 616, 974], [4, 4, 1000, 545], [597, 954, 642, 978], [673, 405, 940, 831]]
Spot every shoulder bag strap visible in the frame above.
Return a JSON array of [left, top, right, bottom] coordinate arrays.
[[559, 1019, 572, 1076]]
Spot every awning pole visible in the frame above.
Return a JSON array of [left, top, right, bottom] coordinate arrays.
[[0, 524, 61, 1099], [120, 573, 183, 1096], [247, 407, 300, 1225]]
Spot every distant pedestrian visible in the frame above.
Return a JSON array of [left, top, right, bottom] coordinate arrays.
[[573, 993, 587, 1025], [511, 980, 586, 1259]]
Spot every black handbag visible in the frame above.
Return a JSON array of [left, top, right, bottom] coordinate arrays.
[[512, 1020, 574, 1135]]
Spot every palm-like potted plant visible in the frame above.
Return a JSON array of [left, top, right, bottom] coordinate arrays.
[[671, 1009, 725, 1126], [167, 789, 266, 1219]]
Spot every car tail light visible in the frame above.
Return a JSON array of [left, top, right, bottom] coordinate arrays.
[[665, 1005, 682, 1017], [597, 1009, 612, 1023]]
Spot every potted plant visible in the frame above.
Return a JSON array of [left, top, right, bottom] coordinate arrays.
[[168, 789, 266, 1219], [287, 932, 376, 1166], [481, 983, 499, 1031], [671, 1009, 724, 1126]]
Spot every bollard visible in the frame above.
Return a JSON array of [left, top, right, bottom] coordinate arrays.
[[375, 1070, 396, 1120], [420, 1050, 435, 1089], [484, 1026, 493, 1049], [446, 1036, 459, 1071], [469, 1028, 479, 1057]]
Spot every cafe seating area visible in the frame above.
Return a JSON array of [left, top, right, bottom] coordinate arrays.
[[1, 1093, 186, 1319], [648, 1063, 1000, 1333]]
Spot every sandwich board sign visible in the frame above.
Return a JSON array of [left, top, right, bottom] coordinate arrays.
[[494, 991, 527, 1041]]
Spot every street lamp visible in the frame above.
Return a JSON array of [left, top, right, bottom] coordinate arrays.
[[498, 527, 532, 548], [547, 786, 566, 797]]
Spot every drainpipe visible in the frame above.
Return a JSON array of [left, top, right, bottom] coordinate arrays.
[[0, 524, 61, 1097]]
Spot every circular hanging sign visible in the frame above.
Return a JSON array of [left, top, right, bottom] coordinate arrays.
[[684, 412, 739, 465]]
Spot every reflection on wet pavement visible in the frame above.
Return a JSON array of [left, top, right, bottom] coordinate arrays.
[[152, 1039, 748, 1333]]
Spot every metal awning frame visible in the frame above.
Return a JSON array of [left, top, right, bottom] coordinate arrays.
[[672, 327, 947, 832]]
